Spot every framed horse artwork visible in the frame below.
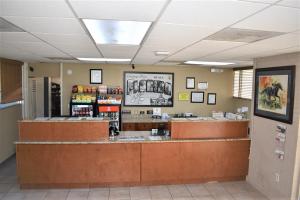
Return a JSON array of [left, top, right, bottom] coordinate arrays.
[[254, 65, 296, 124]]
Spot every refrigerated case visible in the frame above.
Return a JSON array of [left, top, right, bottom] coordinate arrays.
[[97, 104, 121, 131], [51, 82, 61, 117], [70, 102, 95, 117]]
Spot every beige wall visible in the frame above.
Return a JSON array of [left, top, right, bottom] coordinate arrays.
[[0, 104, 22, 163], [233, 98, 252, 119], [29, 62, 60, 78], [247, 52, 300, 200], [62, 63, 235, 116]]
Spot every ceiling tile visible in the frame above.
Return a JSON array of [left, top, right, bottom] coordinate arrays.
[[35, 33, 101, 58], [143, 23, 220, 53], [277, 0, 300, 8], [202, 32, 300, 60], [238, 0, 278, 4], [133, 47, 164, 65], [5, 41, 70, 57], [98, 45, 139, 58], [3, 17, 86, 35], [0, 32, 41, 43], [36, 33, 94, 46], [166, 40, 246, 61], [64, 47, 102, 58], [0, 0, 74, 18], [232, 5, 300, 32], [159, 0, 267, 27], [0, 43, 50, 62], [69, 0, 167, 21]]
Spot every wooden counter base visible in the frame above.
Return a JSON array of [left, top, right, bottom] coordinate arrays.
[[16, 139, 250, 188]]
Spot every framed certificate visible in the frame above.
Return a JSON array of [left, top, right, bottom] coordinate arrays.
[[198, 82, 208, 90], [178, 92, 190, 101], [186, 77, 195, 89], [90, 69, 102, 84], [191, 91, 204, 103], [207, 93, 216, 105]]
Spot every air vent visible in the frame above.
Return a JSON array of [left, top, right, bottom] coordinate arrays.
[[0, 17, 24, 32], [206, 28, 284, 43]]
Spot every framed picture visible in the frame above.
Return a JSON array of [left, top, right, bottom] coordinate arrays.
[[186, 77, 195, 89], [254, 66, 295, 124], [123, 72, 174, 107], [198, 82, 208, 90], [178, 92, 190, 101], [90, 69, 102, 84], [191, 92, 204, 103], [207, 93, 216, 105]]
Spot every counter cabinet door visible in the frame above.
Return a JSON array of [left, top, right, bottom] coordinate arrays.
[[141, 143, 182, 184]]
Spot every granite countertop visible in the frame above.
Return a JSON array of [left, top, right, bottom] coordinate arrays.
[[122, 115, 249, 123], [20, 117, 109, 122], [169, 118, 250, 122], [122, 117, 169, 123], [15, 138, 250, 145], [15, 131, 250, 145]]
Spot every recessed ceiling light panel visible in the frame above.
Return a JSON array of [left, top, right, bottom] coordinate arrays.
[[82, 19, 151, 45], [77, 57, 131, 62], [206, 28, 284, 43], [184, 61, 234, 66]]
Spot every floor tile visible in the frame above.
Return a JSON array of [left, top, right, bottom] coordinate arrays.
[[221, 181, 249, 194], [172, 197, 194, 200], [67, 190, 89, 199], [0, 184, 13, 193], [24, 191, 47, 200], [193, 196, 215, 200], [89, 187, 109, 192], [213, 193, 234, 200], [109, 187, 130, 199], [168, 185, 192, 198], [44, 190, 69, 200], [88, 190, 109, 200], [204, 182, 228, 196], [130, 187, 151, 200], [247, 191, 269, 200], [0, 193, 5, 199], [2, 193, 25, 200], [7, 184, 21, 193], [149, 185, 171, 199], [186, 184, 210, 197]]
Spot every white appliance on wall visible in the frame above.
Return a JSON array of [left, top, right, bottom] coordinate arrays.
[[28, 77, 51, 119]]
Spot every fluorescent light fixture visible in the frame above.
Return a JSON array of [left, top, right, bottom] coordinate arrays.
[[184, 61, 234, 66], [77, 58, 131, 62], [82, 19, 151, 45], [154, 51, 170, 56]]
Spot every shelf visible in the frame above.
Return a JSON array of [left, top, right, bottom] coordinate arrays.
[[70, 102, 95, 105]]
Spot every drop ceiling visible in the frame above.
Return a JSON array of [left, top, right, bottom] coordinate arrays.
[[0, 0, 299, 67]]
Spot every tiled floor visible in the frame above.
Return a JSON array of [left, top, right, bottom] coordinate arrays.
[[0, 156, 268, 200]]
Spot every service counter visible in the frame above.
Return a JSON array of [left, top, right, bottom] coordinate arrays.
[[16, 118, 250, 189]]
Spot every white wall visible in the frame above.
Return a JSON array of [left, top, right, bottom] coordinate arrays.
[[247, 52, 300, 200], [0, 104, 22, 163]]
